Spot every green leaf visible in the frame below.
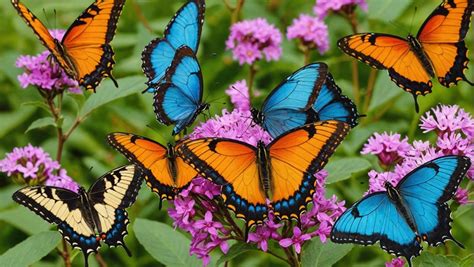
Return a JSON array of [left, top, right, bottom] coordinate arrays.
[[0, 231, 61, 267], [21, 101, 51, 113], [134, 218, 201, 267], [301, 239, 353, 267], [25, 117, 56, 133], [368, 74, 403, 112], [414, 252, 459, 267], [79, 76, 146, 118], [0, 185, 19, 210], [216, 242, 256, 266], [460, 254, 474, 267], [0, 206, 51, 235], [0, 108, 35, 138], [325, 158, 371, 184], [366, 0, 411, 22]]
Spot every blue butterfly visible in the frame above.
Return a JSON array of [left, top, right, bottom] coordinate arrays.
[[154, 45, 208, 135], [142, 0, 205, 92], [251, 63, 359, 138], [331, 155, 471, 267]]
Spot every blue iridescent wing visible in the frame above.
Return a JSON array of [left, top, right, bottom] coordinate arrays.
[[397, 155, 470, 246], [153, 46, 204, 135], [142, 0, 205, 92], [312, 73, 359, 128], [331, 192, 422, 263], [258, 63, 328, 138]]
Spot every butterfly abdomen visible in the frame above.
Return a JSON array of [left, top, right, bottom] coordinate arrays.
[[256, 141, 271, 198], [385, 182, 418, 234], [407, 35, 435, 78]]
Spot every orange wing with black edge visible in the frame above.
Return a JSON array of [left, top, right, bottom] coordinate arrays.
[[11, 0, 124, 91], [338, 33, 433, 98], [62, 0, 125, 90], [177, 138, 268, 227], [417, 0, 474, 87], [268, 120, 350, 221], [107, 133, 197, 201]]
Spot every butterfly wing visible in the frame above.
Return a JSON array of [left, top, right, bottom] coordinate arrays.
[[312, 73, 359, 128], [142, 0, 205, 91], [417, 0, 474, 87], [331, 192, 423, 263], [12, 186, 100, 259], [87, 165, 142, 252], [178, 138, 268, 227], [154, 45, 204, 135], [268, 120, 350, 220], [107, 133, 197, 199], [338, 34, 433, 102], [397, 155, 471, 246], [258, 63, 328, 138], [61, 0, 125, 90]]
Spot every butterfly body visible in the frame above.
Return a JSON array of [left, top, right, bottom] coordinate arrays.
[[13, 165, 142, 267], [338, 0, 474, 111], [11, 0, 124, 91], [331, 156, 470, 266], [178, 120, 350, 227]]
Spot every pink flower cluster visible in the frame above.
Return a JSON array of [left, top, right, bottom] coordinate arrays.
[[287, 14, 329, 54], [361, 105, 474, 205], [226, 18, 282, 65], [16, 29, 81, 94], [313, 0, 368, 19], [0, 144, 78, 192], [225, 80, 250, 112]]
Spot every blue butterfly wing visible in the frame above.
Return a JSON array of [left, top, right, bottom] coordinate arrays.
[[259, 63, 328, 137], [154, 46, 204, 135], [312, 74, 359, 127], [142, 0, 205, 92], [331, 192, 422, 261], [398, 156, 470, 246]]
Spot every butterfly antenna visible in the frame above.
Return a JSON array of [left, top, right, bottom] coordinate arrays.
[[122, 243, 132, 257]]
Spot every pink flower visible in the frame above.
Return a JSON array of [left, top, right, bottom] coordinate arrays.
[[455, 188, 469, 205], [361, 132, 411, 167], [225, 80, 250, 112], [226, 18, 282, 65], [420, 104, 474, 138], [279, 227, 311, 253], [386, 258, 405, 267], [16, 29, 80, 94], [313, 0, 368, 19], [287, 14, 329, 54]]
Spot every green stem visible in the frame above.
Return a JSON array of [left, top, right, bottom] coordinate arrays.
[[248, 64, 257, 98], [303, 45, 311, 65], [224, 0, 245, 23], [363, 69, 377, 114]]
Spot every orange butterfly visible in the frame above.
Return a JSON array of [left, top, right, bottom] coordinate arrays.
[[107, 132, 197, 206], [12, 0, 125, 91], [338, 0, 474, 111], [177, 120, 349, 228]]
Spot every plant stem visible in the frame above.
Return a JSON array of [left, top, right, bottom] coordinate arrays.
[[224, 0, 245, 23], [61, 239, 72, 267], [363, 69, 377, 113], [344, 12, 361, 107], [303, 45, 311, 65], [248, 63, 257, 98], [95, 253, 108, 267], [130, 0, 154, 33]]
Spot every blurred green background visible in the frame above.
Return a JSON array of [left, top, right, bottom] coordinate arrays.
[[0, 0, 472, 266]]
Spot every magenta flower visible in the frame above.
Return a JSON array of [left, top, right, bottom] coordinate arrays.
[[361, 132, 411, 167], [226, 18, 282, 65], [420, 104, 474, 138], [16, 29, 80, 94], [455, 188, 469, 205], [279, 227, 311, 253], [194, 211, 224, 237], [287, 14, 329, 54], [0, 144, 78, 192], [188, 109, 272, 146], [385, 258, 405, 267], [225, 80, 251, 112], [313, 0, 368, 19], [366, 170, 402, 194]]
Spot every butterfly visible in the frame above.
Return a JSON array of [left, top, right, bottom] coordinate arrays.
[[107, 132, 197, 207], [12, 165, 143, 267], [251, 63, 358, 138], [11, 0, 125, 91], [330, 155, 471, 266], [142, 0, 205, 92], [153, 45, 209, 136], [338, 0, 474, 112], [177, 120, 350, 228]]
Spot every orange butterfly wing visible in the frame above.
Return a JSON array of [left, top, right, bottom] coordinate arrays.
[[417, 0, 474, 87], [338, 34, 433, 97], [268, 120, 350, 220], [107, 133, 197, 200], [178, 138, 267, 227], [11, 0, 124, 91]]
